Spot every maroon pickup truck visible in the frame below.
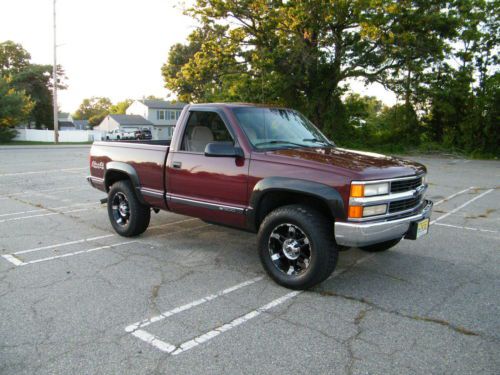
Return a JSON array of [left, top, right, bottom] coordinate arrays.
[[88, 103, 432, 289]]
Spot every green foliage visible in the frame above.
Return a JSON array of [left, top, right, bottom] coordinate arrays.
[[73, 97, 112, 127], [162, 0, 498, 156], [0, 40, 66, 130], [109, 99, 133, 115], [0, 76, 34, 128]]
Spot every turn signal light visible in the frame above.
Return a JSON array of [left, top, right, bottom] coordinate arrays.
[[350, 184, 364, 198], [348, 206, 363, 218]]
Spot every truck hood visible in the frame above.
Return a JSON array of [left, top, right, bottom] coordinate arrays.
[[265, 147, 426, 180]]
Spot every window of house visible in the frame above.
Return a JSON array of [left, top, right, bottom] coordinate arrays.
[[180, 111, 233, 153], [157, 110, 165, 120]]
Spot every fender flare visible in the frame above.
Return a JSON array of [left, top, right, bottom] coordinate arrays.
[[247, 177, 346, 231], [104, 161, 146, 204]]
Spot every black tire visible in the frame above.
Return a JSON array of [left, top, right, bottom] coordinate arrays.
[[258, 204, 338, 290], [359, 238, 401, 252], [107, 180, 150, 237]]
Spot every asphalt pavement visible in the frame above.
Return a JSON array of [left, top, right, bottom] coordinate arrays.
[[0, 146, 499, 374]]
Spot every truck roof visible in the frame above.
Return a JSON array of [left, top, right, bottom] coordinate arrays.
[[187, 102, 291, 110]]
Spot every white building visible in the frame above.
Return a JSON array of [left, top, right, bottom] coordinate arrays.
[[97, 114, 154, 133], [126, 100, 186, 139]]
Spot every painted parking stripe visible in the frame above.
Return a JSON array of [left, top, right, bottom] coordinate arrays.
[[0, 202, 99, 218], [125, 276, 264, 333], [434, 222, 499, 234], [0, 207, 93, 223], [171, 291, 300, 355], [15, 241, 136, 266], [0, 167, 86, 177], [0, 185, 89, 200], [12, 234, 114, 256], [431, 188, 494, 225], [1, 220, 209, 267], [433, 187, 473, 206]]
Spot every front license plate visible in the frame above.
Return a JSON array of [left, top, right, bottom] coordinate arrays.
[[416, 218, 430, 238]]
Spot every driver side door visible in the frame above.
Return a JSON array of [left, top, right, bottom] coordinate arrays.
[[166, 109, 249, 228]]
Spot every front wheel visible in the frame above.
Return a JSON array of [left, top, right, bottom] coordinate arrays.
[[359, 238, 401, 252], [107, 180, 150, 237], [258, 205, 338, 290]]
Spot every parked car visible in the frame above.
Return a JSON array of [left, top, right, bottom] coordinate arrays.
[[105, 128, 135, 140], [134, 128, 152, 140], [88, 103, 433, 290]]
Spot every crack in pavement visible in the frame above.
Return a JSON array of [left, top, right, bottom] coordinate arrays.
[[309, 289, 493, 340]]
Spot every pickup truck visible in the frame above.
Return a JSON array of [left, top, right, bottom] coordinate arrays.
[[88, 103, 433, 289], [105, 128, 136, 140]]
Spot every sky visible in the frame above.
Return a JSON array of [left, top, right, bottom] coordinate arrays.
[[1, 0, 397, 113]]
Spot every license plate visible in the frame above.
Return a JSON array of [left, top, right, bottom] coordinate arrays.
[[416, 218, 430, 238]]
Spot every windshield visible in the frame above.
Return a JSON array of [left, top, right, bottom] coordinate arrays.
[[232, 107, 333, 150]]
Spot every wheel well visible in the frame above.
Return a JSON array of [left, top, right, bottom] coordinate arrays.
[[105, 170, 131, 192], [256, 191, 332, 228]]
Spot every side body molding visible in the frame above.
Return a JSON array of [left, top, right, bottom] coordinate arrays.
[[246, 177, 346, 231], [105, 161, 146, 204]]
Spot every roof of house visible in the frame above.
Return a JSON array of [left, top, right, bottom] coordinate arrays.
[[74, 120, 89, 127], [109, 114, 153, 126], [139, 100, 186, 109], [58, 121, 74, 128]]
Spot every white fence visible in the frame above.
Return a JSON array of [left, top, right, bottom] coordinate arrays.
[[14, 129, 104, 143]]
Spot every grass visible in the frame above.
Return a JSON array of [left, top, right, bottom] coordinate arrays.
[[0, 141, 93, 146]]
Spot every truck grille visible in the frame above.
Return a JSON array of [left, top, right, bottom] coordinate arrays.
[[389, 196, 421, 213], [391, 176, 422, 193]]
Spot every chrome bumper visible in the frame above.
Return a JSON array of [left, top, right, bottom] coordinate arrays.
[[334, 200, 433, 247]]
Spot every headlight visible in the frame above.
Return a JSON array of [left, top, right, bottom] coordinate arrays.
[[364, 183, 389, 196], [350, 182, 389, 197], [362, 204, 387, 217]]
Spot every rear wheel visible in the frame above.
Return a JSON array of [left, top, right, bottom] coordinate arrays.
[[258, 204, 338, 290], [107, 180, 150, 237], [359, 238, 401, 252]]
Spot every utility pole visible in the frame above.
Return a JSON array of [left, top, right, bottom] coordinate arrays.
[[53, 0, 59, 143]]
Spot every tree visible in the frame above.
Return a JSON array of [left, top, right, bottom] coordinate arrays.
[[0, 41, 31, 75], [0, 76, 34, 141], [73, 97, 112, 127], [110, 99, 133, 114], [9, 64, 65, 129], [163, 1, 458, 142]]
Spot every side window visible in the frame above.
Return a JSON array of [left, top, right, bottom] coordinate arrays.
[[180, 111, 233, 153]]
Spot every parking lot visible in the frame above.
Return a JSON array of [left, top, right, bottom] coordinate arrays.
[[0, 145, 499, 374]]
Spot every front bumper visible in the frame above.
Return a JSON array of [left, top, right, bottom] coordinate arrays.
[[334, 200, 433, 247]]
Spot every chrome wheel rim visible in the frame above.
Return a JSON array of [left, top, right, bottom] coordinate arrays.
[[268, 223, 312, 276], [111, 192, 130, 226]]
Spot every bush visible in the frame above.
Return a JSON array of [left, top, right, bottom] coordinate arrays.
[[0, 127, 18, 142]]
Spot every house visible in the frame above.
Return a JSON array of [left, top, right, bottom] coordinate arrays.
[[97, 114, 154, 134], [73, 120, 91, 130], [126, 99, 186, 139], [58, 121, 75, 130]]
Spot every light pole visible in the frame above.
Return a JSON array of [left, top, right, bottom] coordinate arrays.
[[53, 0, 59, 143]]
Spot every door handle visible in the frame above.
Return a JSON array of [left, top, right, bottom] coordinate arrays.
[[172, 161, 182, 169]]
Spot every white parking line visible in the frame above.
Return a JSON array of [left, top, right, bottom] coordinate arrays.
[[18, 241, 137, 266], [125, 277, 264, 333], [0, 167, 86, 177], [431, 189, 494, 225], [433, 187, 473, 206], [12, 234, 114, 256], [0, 207, 93, 223], [125, 252, 376, 356], [0, 202, 99, 218], [434, 223, 499, 234], [171, 291, 300, 355], [0, 185, 88, 199], [1, 219, 209, 267]]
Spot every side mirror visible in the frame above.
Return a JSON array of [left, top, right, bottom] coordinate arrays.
[[204, 142, 243, 157]]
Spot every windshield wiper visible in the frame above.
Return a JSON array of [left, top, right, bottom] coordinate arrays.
[[302, 138, 332, 146], [254, 140, 307, 148]]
